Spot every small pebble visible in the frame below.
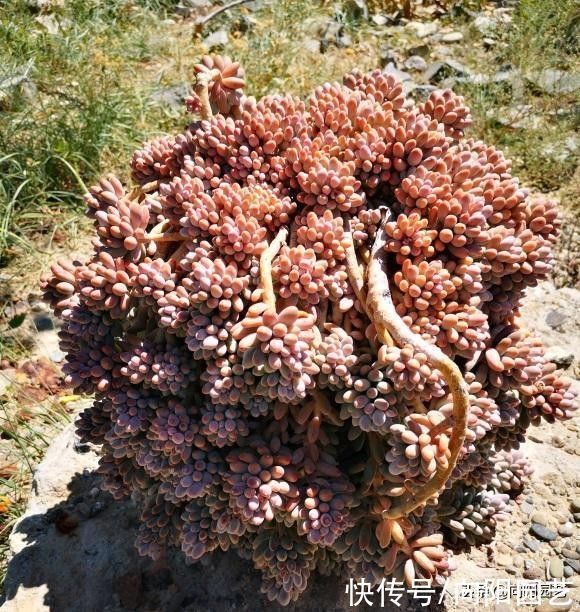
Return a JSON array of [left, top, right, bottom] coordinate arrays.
[[558, 522, 574, 537], [524, 567, 544, 580], [548, 558, 564, 579], [562, 549, 580, 560], [551, 435, 565, 448], [515, 545, 527, 553], [441, 32, 463, 42], [33, 313, 55, 331], [531, 512, 550, 526], [571, 498, 580, 513], [514, 556, 524, 568], [530, 524, 558, 541], [403, 55, 427, 71], [521, 501, 534, 515], [496, 553, 513, 567], [524, 538, 541, 552], [497, 542, 512, 554], [564, 566, 574, 578], [524, 560, 535, 571], [565, 559, 580, 573], [50, 349, 66, 363], [574, 513, 580, 522]]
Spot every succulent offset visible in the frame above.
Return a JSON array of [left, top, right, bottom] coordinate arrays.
[[42, 55, 578, 605]]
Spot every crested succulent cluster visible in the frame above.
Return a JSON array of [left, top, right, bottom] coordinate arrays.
[[42, 55, 577, 605]]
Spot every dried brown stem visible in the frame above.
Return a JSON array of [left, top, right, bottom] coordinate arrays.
[[344, 222, 394, 347], [259, 227, 288, 311], [193, 69, 220, 120], [145, 232, 185, 243], [194, 0, 252, 32], [366, 211, 470, 519], [127, 180, 159, 202], [344, 237, 367, 308]]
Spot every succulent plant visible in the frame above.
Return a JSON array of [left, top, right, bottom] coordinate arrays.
[[42, 55, 578, 605]]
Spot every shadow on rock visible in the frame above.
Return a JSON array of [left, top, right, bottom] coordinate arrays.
[[1, 426, 445, 612]]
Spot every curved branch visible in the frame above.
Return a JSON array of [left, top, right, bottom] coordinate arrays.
[[193, 69, 221, 120], [344, 229, 393, 348], [344, 237, 367, 307], [259, 227, 288, 311], [366, 211, 470, 519]]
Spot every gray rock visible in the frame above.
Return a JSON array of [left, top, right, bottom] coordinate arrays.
[[423, 59, 469, 83], [531, 511, 550, 526], [35, 14, 68, 34], [521, 501, 534, 515], [371, 14, 388, 26], [33, 313, 55, 332], [530, 523, 558, 541], [515, 544, 527, 553], [440, 32, 464, 43], [337, 33, 353, 48], [523, 566, 544, 580], [149, 84, 189, 110], [403, 55, 428, 71], [528, 69, 580, 94], [379, 45, 397, 68], [524, 538, 541, 552], [495, 552, 513, 567], [545, 309, 568, 328], [203, 29, 229, 49], [558, 522, 574, 537], [564, 566, 574, 578], [49, 350, 65, 363], [491, 104, 541, 130], [408, 44, 430, 58], [406, 21, 439, 39], [565, 559, 580, 573], [548, 558, 564, 579], [384, 62, 412, 83], [545, 346, 575, 368], [408, 84, 437, 101], [574, 513, 580, 522], [473, 15, 496, 36]]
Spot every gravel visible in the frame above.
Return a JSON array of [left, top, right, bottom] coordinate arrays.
[[530, 524, 558, 541]]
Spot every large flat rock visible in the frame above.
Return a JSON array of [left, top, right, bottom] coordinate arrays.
[[1, 426, 440, 612]]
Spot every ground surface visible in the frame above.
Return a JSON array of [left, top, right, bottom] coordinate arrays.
[[1, 282, 579, 612]]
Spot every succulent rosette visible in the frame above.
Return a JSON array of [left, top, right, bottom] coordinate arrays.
[[42, 54, 577, 605]]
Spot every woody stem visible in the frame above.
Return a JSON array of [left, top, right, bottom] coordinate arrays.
[[366, 211, 470, 519]]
